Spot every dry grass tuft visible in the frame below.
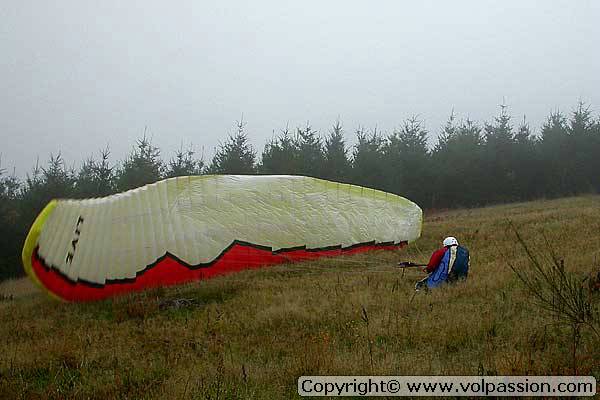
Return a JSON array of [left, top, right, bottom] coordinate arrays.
[[1, 195, 599, 399]]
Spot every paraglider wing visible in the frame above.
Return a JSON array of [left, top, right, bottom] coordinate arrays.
[[22, 175, 422, 301]]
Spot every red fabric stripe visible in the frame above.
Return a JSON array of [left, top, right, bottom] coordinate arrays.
[[426, 247, 447, 273], [31, 242, 406, 302]]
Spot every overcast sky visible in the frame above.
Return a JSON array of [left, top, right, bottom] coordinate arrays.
[[1, 0, 599, 176]]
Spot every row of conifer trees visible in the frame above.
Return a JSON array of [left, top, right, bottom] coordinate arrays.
[[1, 102, 599, 280]]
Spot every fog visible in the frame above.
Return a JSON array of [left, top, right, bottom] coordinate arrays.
[[1, 0, 599, 175]]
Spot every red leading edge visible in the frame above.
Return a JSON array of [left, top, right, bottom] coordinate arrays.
[[31, 242, 407, 302]]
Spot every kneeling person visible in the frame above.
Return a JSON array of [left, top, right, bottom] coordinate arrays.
[[415, 236, 469, 290]]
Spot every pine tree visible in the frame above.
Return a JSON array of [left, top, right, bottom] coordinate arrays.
[[434, 110, 458, 153], [384, 117, 431, 205], [42, 153, 76, 199], [433, 115, 486, 207], [75, 147, 115, 198], [294, 122, 325, 178], [539, 110, 569, 196], [567, 102, 595, 193], [259, 127, 299, 174], [540, 110, 568, 148], [323, 120, 351, 182], [351, 127, 386, 189], [592, 115, 600, 192], [208, 119, 257, 174], [166, 145, 204, 178], [19, 154, 76, 240], [0, 159, 19, 203], [0, 163, 22, 280], [116, 135, 164, 191], [513, 116, 540, 199], [483, 104, 518, 202]]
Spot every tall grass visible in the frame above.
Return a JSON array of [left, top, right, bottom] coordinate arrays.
[[508, 221, 599, 373], [1, 195, 599, 399]]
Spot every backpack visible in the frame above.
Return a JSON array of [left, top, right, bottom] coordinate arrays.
[[449, 246, 469, 282]]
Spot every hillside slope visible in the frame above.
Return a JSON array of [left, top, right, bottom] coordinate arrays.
[[1, 196, 599, 399]]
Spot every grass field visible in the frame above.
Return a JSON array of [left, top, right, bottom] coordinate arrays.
[[1, 196, 599, 399]]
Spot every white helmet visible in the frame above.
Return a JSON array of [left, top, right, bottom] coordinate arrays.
[[443, 236, 458, 247]]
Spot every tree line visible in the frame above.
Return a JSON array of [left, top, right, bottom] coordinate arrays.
[[1, 102, 599, 280]]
